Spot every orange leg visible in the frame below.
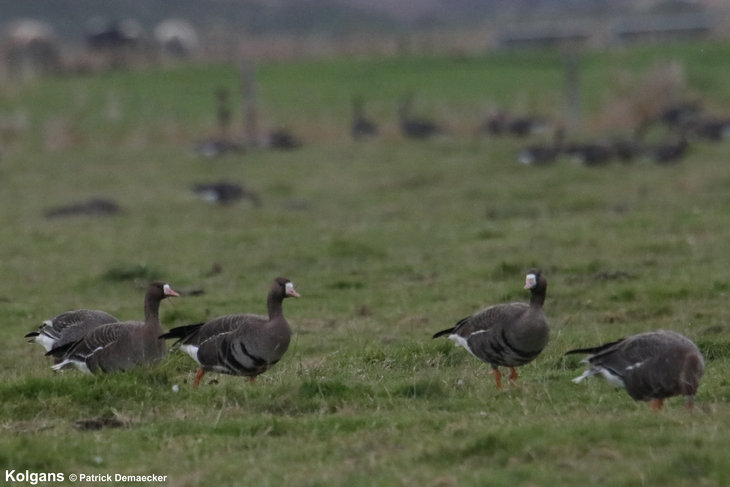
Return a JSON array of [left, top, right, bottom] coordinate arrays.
[[492, 368, 503, 390], [247, 376, 257, 384], [193, 368, 206, 388], [650, 398, 664, 411], [509, 367, 519, 383]]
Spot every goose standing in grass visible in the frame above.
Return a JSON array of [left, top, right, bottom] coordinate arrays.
[[648, 135, 689, 164], [432, 270, 549, 389], [47, 282, 179, 373], [25, 309, 119, 360], [518, 125, 564, 166], [566, 330, 704, 411], [160, 277, 299, 387], [397, 95, 440, 140]]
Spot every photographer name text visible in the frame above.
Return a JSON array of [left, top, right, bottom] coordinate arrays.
[[5, 469, 167, 484]]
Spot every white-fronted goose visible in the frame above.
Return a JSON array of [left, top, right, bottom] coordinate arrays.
[[566, 330, 704, 410], [47, 282, 179, 373], [433, 270, 550, 389], [25, 309, 119, 358], [160, 277, 299, 387]]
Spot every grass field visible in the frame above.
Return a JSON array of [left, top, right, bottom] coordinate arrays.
[[1, 40, 730, 486]]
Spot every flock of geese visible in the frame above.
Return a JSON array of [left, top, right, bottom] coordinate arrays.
[[26, 272, 704, 411], [354, 96, 729, 169], [193, 90, 730, 176]]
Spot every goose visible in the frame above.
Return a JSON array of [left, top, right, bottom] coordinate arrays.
[[506, 116, 549, 137], [689, 117, 730, 141], [518, 125, 564, 166], [192, 181, 261, 207], [160, 277, 299, 387], [659, 101, 701, 128], [44, 198, 121, 219], [266, 128, 302, 150], [25, 309, 119, 358], [481, 111, 547, 137], [648, 135, 689, 164], [566, 330, 704, 410], [611, 136, 643, 163], [481, 110, 508, 135], [398, 96, 440, 140], [564, 141, 615, 166], [47, 282, 179, 373], [351, 96, 378, 140], [432, 270, 550, 389], [193, 138, 243, 158]]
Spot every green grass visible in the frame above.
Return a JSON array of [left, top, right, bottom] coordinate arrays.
[[1, 40, 730, 486]]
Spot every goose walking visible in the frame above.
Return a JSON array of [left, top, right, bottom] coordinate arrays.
[[433, 270, 550, 389], [25, 309, 118, 358], [47, 282, 179, 373], [161, 277, 299, 387], [566, 330, 704, 410]]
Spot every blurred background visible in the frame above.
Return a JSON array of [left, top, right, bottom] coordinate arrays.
[[1, 0, 729, 79]]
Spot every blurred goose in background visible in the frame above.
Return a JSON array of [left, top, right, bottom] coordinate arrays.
[[481, 110, 548, 137], [161, 277, 299, 387], [351, 96, 378, 140], [648, 134, 689, 164], [44, 198, 121, 219], [398, 95, 441, 140], [658, 101, 702, 128], [193, 181, 261, 206], [566, 330, 704, 411], [564, 141, 615, 166], [265, 127, 302, 150], [518, 124, 564, 166], [433, 270, 550, 389], [193, 138, 243, 158], [687, 117, 730, 141], [47, 282, 179, 373], [25, 309, 119, 360]]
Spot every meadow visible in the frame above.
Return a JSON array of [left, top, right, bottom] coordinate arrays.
[[1, 40, 730, 486]]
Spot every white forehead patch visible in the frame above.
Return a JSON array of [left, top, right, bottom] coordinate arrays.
[[285, 282, 295, 294], [163, 284, 173, 295], [525, 273, 537, 288]]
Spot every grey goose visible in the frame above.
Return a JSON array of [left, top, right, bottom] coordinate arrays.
[[566, 330, 704, 410], [25, 309, 119, 359], [397, 95, 441, 140], [161, 277, 299, 387], [433, 270, 550, 389], [47, 282, 179, 373], [351, 96, 378, 140]]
